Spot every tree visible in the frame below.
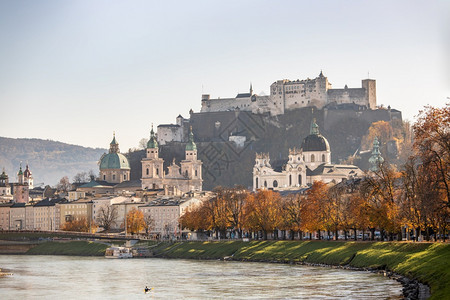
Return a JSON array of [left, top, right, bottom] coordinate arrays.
[[302, 181, 329, 240], [56, 176, 71, 193], [139, 138, 149, 150], [126, 208, 146, 235], [96, 205, 119, 231], [363, 162, 403, 240], [361, 121, 393, 150], [244, 190, 282, 240], [281, 194, 305, 240], [144, 214, 155, 235], [215, 186, 247, 239], [62, 217, 90, 232], [73, 172, 91, 184], [413, 104, 450, 207]]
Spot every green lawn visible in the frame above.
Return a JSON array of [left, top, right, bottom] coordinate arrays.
[[152, 241, 450, 300]]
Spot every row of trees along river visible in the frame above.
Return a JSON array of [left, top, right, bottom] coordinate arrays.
[[180, 104, 449, 242]]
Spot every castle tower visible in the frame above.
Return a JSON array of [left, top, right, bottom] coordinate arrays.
[[362, 79, 376, 109], [141, 125, 165, 189], [99, 133, 131, 183], [369, 137, 384, 172], [180, 127, 203, 191]]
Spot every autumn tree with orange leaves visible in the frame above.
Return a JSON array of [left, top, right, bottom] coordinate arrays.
[[244, 190, 282, 240], [126, 208, 146, 235], [62, 217, 90, 232]]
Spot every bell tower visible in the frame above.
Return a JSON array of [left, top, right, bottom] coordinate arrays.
[[180, 127, 202, 191], [141, 125, 165, 189]]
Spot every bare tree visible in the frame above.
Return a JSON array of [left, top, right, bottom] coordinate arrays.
[[56, 176, 72, 193], [139, 138, 149, 150], [73, 172, 90, 184], [97, 206, 119, 231], [144, 214, 155, 235]]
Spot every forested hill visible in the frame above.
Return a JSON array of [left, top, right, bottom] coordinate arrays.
[[0, 137, 106, 186]]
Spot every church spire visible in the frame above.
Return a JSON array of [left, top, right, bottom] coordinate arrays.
[[147, 124, 158, 149], [186, 126, 197, 151], [369, 137, 384, 172], [310, 118, 320, 135], [109, 132, 119, 153]]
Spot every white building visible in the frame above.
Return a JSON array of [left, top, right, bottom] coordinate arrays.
[[201, 72, 376, 116], [139, 193, 207, 239], [253, 120, 362, 191]]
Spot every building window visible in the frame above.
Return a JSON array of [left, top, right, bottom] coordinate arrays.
[[103, 175, 106, 180], [185, 170, 188, 178], [113, 174, 116, 180], [273, 180, 278, 188], [289, 175, 292, 186], [264, 180, 267, 188], [311, 154, 315, 162], [298, 175, 302, 185], [195, 170, 198, 177], [146, 168, 149, 175], [156, 168, 159, 175], [322, 154, 325, 162], [255, 177, 258, 189], [124, 174, 127, 180]]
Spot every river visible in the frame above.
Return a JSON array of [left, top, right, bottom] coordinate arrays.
[[0, 255, 403, 299]]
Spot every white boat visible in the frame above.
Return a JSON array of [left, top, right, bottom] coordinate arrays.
[[105, 246, 133, 259]]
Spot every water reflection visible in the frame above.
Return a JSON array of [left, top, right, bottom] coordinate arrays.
[[0, 256, 402, 299]]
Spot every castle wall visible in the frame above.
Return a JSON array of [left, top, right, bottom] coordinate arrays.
[[201, 97, 252, 113], [199, 73, 375, 115], [157, 125, 183, 145]]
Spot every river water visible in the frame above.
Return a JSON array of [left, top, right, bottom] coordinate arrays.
[[0, 255, 402, 299]]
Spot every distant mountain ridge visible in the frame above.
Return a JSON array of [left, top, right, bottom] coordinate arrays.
[[0, 137, 107, 186]]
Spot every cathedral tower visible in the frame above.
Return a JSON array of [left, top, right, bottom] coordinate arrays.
[[141, 126, 165, 189], [180, 127, 203, 191]]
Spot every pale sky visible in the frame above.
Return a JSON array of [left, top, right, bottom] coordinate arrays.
[[1, 0, 449, 151]]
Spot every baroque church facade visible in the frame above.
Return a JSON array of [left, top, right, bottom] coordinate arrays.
[[253, 120, 362, 191], [141, 126, 202, 193]]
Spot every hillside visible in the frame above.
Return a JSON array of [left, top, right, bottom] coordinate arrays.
[[129, 106, 405, 190], [0, 137, 106, 186]]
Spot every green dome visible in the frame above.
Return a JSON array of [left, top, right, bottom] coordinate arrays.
[[100, 153, 130, 170]]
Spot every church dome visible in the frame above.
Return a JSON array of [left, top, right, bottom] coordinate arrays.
[[301, 135, 330, 152], [301, 119, 330, 152], [100, 153, 130, 170], [99, 133, 130, 170]]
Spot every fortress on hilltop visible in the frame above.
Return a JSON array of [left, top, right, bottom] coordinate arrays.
[[200, 71, 376, 116]]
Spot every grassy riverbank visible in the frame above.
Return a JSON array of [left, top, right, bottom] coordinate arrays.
[[25, 241, 108, 256], [150, 241, 450, 300]]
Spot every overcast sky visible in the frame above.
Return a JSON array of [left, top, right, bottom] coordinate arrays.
[[1, 0, 448, 151]]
